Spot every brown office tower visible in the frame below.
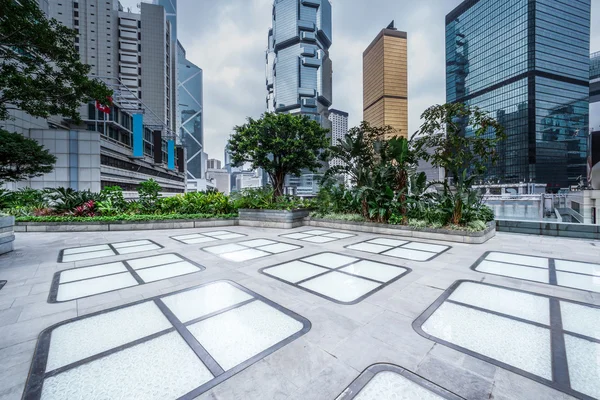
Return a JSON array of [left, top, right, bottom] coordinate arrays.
[[363, 21, 408, 139]]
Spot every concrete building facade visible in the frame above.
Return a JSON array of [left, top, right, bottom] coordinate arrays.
[[3, 0, 186, 195], [328, 109, 348, 168], [363, 22, 408, 139]]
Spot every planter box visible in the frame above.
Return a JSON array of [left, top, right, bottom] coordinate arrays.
[[238, 209, 311, 229], [14, 218, 237, 232], [305, 217, 495, 244], [0, 215, 15, 255]]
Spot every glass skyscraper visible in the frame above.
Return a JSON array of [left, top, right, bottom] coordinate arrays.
[[266, 0, 333, 126], [446, 0, 590, 188], [177, 42, 204, 180], [266, 0, 333, 195]]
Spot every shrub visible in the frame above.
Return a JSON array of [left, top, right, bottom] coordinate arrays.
[[97, 186, 127, 215], [231, 187, 309, 211], [138, 179, 161, 213]]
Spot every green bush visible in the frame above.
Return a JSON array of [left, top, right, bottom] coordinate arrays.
[[15, 213, 238, 223], [158, 191, 234, 215], [138, 179, 161, 212], [97, 186, 127, 215], [231, 187, 310, 211], [309, 212, 365, 222]]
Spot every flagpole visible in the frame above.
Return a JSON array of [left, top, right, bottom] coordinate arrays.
[[95, 103, 98, 133]]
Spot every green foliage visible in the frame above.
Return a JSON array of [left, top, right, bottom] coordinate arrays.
[[0, 0, 112, 121], [158, 192, 234, 215], [15, 213, 238, 223], [137, 179, 161, 212], [97, 186, 127, 215], [231, 187, 310, 211], [229, 113, 330, 198], [413, 103, 505, 225], [0, 129, 57, 182], [0, 187, 48, 209], [309, 212, 365, 222], [45, 187, 100, 214]]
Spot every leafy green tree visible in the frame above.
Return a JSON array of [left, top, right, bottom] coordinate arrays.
[[413, 103, 505, 224], [0, 0, 112, 121], [229, 113, 330, 199], [324, 121, 394, 187], [138, 179, 162, 213], [0, 129, 57, 182]]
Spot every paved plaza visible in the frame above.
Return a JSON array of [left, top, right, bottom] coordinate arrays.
[[0, 226, 599, 399]]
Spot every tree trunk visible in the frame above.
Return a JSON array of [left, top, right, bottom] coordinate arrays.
[[271, 171, 285, 200]]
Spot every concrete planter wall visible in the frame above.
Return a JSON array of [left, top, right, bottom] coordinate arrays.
[[496, 219, 600, 240], [306, 217, 496, 244], [0, 215, 15, 255], [238, 209, 311, 229], [14, 218, 237, 233]]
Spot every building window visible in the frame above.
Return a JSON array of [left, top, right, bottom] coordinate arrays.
[[74, 2, 78, 8]]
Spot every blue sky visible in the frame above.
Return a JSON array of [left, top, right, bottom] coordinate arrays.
[[121, 0, 600, 163]]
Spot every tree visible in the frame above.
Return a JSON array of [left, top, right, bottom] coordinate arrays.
[[413, 103, 506, 224], [0, 129, 57, 182], [229, 113, 329, 199], [0, 0, 112, 121], [324, 121, 394, 187]]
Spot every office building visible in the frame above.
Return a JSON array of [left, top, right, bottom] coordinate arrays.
[[266, 0, 333, 195], [446, 0, 590, 188], [178, 42, 204, 181], [207, 159, 222, 170], [590, 51, 600, 189], [3, 0, 185, 194], [363, 21, 408, 139], [328, 109, 348, 168]]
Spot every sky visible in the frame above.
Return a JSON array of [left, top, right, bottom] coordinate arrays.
[[121, 0, 600, 163]]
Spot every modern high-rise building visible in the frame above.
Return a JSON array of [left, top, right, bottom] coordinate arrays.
[[266, 0, 333, 126], [266, 0, 333, 196], [590, 51, 600, 189], [3, 0, 186, 194], [328, 109, 348, 168], [446, 0, 590, 188], [178, 42, 204, 181], [363, 21, 408, 139], [207, 159, 222, 170]]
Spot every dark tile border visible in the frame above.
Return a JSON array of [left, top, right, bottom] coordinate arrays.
[[412, 280, 600, 400], [23, 279, 311, 400], [200, 238, 304, 262], [57, 239, 164, 263], [336, 363, 465, 399], [0, 280, 6, 291], [259, 251, 412, 305], [470, 251, 600, 294], [170, 230, 247, 245], [278, 229, 357, 243], [344, 238, 452, 262], [48, 253, 205, 303]]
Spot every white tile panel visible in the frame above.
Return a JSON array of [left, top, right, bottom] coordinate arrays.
[[448, 282, 550, 325], [339, 261, 407, 283], [136, 262, 200, 283], [62, 245, 111, 255], [61, 249, 117, 263], [299, 271, 380, 303], [302, 253, 358, 268], [486, 252, 548, 268], [258, 243, 299, 254], [554, 260, 600, 276], [323, 232, 355, 239], [476, 260, 549, 283], [45, 302, 171, 371], [162, 282, 253, 323], [240, 239, 277, 248], [41, 332, 213, 400], [188, 301, 303, 370], [381, 247, 435, 261], [422, 302, 552, 379], [368, 238, 409, 247], [112, 240, 152, 249], [264, 261, 329, 283], [56, 273, 139, 302], [59, 262, 127, 283], [117, 243, 161, 254], [560, 302, 600, 340], [220, 249, 271, 262], [301, 236, 338, 243], [401, 242, 448, 253], [564, 335, 600, 399], [346, 242, 390, 254], [127, 254, 184, 270], [556, 271, 600, 293], [204, 244, 247, 255]]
